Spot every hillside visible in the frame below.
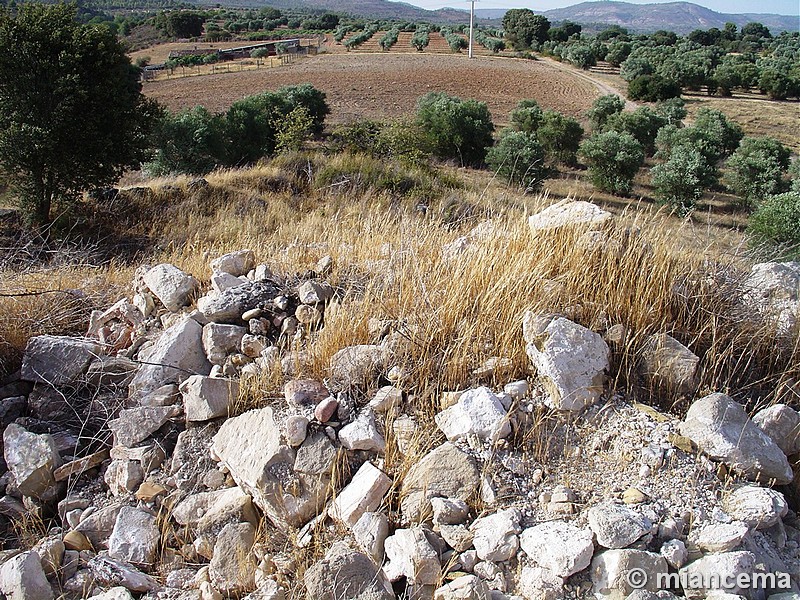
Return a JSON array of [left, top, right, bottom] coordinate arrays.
[[539, 1, 797, 34], [193, 0, 474, 24]]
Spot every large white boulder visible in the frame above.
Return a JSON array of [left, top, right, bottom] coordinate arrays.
[[108, 506, 160, 566], [520, 520, 594, 578], [435, 386, 511, 442], [525, 315, 610, 411], [470, 508, 521, 562], [753, 404, 800, 456], [142, 263, 198, 312], [0, 551, 54, 600], [639, 333, 700, 395], [678, 551, 757, 599], [211, 250, 256, 277], [212, 407, 327, 529], [180, 375, 239, 422], [383, 527, 442, 586], [679, 393, 793, 485], [588, 502, 650, 549], [3, 424, 61, 499], [528, 200, 613, 234], [741, 262, 800, 335], [591, 549, 667, 599], [329, 461, 392, 527], [722, 485, 788, 530], [129, 317, 211, 396]]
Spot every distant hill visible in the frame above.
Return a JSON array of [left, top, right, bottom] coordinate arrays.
[[194, 0, 473, 24], [477, 1, 797, 34]]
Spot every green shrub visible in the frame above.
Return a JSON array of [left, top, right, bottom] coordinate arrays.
[[380, 28, 399, 51], [147, 107, 226, 176], [790, 159, 800, 193], [627, 74, 682, 101], [579, 130, 644, 196], [275, 106, 314, 154], [747, 192, 800, 259], [446, 32, 467, 52], [725, 136, 791, 205], [330, 120, 383, 154], [416, 92, 494, 166], [374, 121, 432, 166], [486, 131, 547, 192], [586, 94, 624, 131], [651, 145, 708, 213], [509, 99, 544, 133], [411, 26, 430, 51], [537, 110, 583, 166], [603, 107, 666, 156], [655, 98, 687, 126]]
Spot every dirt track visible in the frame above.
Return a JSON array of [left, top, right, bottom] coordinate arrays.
[[144, 52, 610, 125]]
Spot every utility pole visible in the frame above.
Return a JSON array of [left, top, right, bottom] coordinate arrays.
[[468, 0, 475, 58]]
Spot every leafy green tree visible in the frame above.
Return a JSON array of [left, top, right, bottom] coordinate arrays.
[[605, 41, 631, 66], [579, 131, 644, 196], [725, 136, 791, 205], [586, 95, 624, 131], [747, 191, 800, 259], [692, 108, 744, 162], [0, 3, 155, 227], [411, 26, 430, 51], [565, 43, 596, 69], [275, 83, 329, 134], [655, 98, 687, 126], [160, 11, 204, 38], [536, 110, 583, 166], [509, 99, 544, 134], [603, 107, 666, 156], [486, 131, 547, 192], [147, 107, 225, 176], [651, 145, 708, 213], [416, 92, 494, 166], [502, 9, 550, 50], [790, 159, 800, 193], [741, 22, 772, 39], [627, 74, 681, 101], [548, 20, 580, 42]]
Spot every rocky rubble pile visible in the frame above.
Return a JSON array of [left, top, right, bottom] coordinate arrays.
[[0, 202, 799, 600]]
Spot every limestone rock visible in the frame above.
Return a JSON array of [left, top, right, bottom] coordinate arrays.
[[369, 386, 403, 413], [588, 502, 649, 549], [591, 549, 668, 598], [353, 511, 390, 563], [660, 539, 688, 569], [639, 333, 700, 395], [298, 280, 334, 305], [329, 461, 392, 527], [435, 386, 511, 443], [518, 565, 565, 600], [329, 345, 388, 388], [294, 432, 338, 476], [107, 406, 177, 448], [21, 335, 100, 385], [528, 200, 613, 234], [0, 551, 54, 600], [197, 281, 281, 324], [209, 522, 257, 596], [431, 497, 470, 526], [690, 522, 749, 553], [384, 527, 442, 586], [211, 250, 255, 277], [142, 264, 198, 312], [520, 520, 595, 578], [202, 324, 246, 365], [284, 415, 309, 447], [76, 504, 122, 550], [180, 375, 239, 422], [87, 587, 134, 600], [108, 506, 160, 566], [470, 508, 521, 562], [440, 524, 474, 553], [679, 393, 793, 485], [753, 404, 800, 456], [130, 317, 211, 396], [722, 485, 788, 530], [434, 575, 491, 600], [678, 551, 756, 599], [742, 262, 800, 335], [104, 460, 144, 497], [525, 315, 610, 411], [212, 407, 326, 529], [87, 555, 159, 593], [3, 424, 61, 499], [401, 442, 480, 523], [284, 379, 330, 409], [304, 541, 394, 600], [339, 409, 385, 453], [32, 537, 64, 579]]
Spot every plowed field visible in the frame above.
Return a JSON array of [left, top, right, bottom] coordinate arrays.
[[143, 52, 606, 126]]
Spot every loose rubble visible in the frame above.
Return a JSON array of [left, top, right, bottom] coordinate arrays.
[[2, 208, 800, 600]]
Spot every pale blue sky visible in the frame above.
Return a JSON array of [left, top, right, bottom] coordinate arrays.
[[398, 0, 800, 18]]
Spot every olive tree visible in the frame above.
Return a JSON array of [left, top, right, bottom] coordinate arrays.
[[0, 3, 156, 227], [579, 131, 644, 196]]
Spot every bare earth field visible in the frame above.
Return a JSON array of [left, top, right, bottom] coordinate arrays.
[[143, 52, 603, 125]]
